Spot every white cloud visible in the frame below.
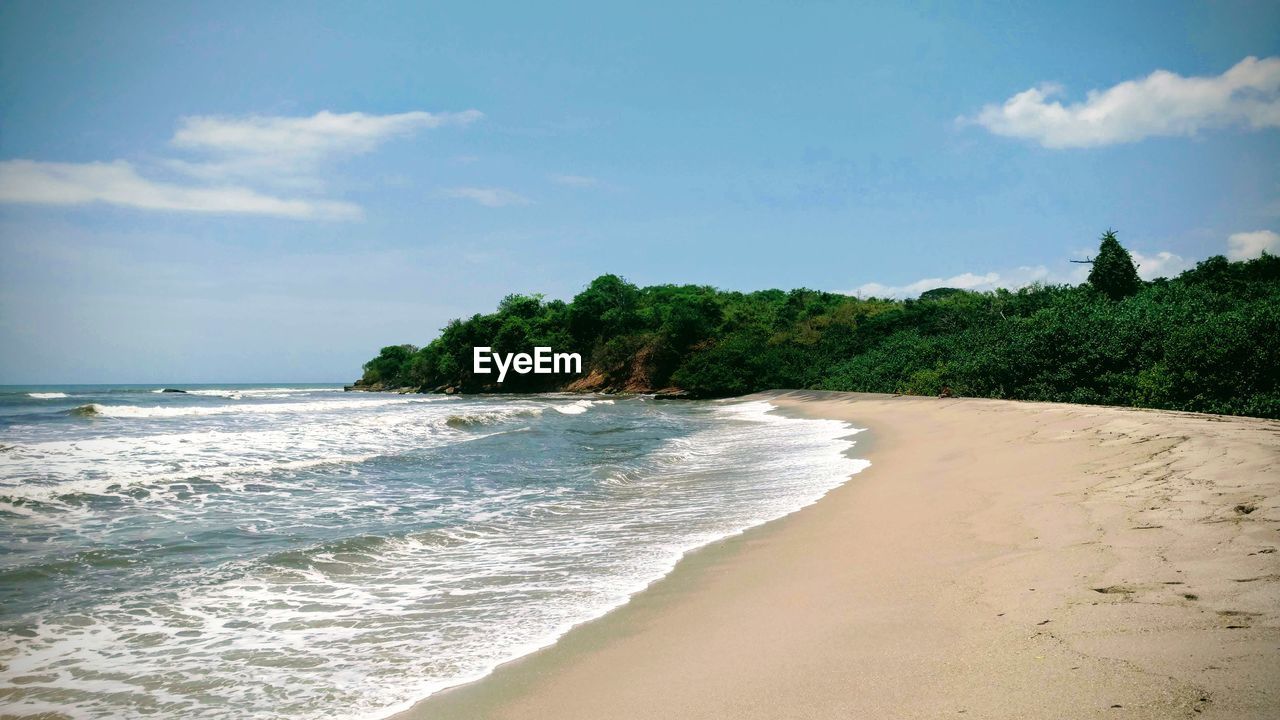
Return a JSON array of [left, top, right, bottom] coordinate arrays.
[[0, 159, 361, 220], [1131, 250, 1192, 279], [852, 238, 1255, 298], [1227, 230, 1280, 259], [852, 266, 1051, 298], [549, 173, 598, 187], [168, 110, 482, 185], [442, 186, 531, 207], [0, 109, 481, 220], [966, 56, 1280, 148], [173, 110, 480, 155]]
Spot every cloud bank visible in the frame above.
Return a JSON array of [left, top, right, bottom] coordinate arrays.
[[967, 56, 1280, 148], [0, 110, 481, 220]]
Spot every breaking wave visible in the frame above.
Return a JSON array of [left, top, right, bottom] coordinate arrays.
[[0, 392, 866, 720]]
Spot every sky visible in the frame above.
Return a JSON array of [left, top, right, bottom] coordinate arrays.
[[1, 1, 1278, 383]]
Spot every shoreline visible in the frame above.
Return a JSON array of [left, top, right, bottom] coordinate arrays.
[[374, 394, 870, 719], [396, 390, 1279, 719]]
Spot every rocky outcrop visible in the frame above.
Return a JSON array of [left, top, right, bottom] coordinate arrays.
[[563, 369, 608, 393], [350, 351, 696, 398]]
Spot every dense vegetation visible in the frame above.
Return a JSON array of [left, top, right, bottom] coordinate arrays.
[[358, 234, 1280, 418]]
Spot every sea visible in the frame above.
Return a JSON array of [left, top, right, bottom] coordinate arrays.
[[0, 385, 868, 719]]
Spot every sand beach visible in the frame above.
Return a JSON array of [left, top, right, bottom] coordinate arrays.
[[402, 390, 1280, 720]]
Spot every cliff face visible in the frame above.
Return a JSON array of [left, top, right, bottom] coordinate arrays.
[[559, 366, 690, 397]]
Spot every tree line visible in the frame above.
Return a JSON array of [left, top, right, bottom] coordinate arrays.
[[358, 232, 1280, 418]]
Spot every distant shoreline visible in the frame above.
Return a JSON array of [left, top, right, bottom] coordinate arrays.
[[397, 390, 1280, 719]]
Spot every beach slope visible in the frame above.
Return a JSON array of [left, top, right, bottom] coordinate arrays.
[[401, 391, 1280, 719]]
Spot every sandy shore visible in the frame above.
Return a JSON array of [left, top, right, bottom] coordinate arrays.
[[398, 391, 1279, 719]]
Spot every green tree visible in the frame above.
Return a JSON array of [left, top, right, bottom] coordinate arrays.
[[360, 344, 417, 386], [568, 274, 641, 342], [356, 254, 1280, 418], [1088, 230, 1142, 300]]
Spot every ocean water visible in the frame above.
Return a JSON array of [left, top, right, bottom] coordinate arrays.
[[0, 385, 868, 719]]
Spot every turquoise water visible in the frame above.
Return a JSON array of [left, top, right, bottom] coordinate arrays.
[[0, 385, 866, 719]]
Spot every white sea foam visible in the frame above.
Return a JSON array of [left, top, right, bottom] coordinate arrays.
[[0, 396, 867, 720], [1, 402, 466, 502], [553, 398, 615, 414], [148, 387, 343, 399], [189, 387, 344, 399], [26, 392, 68, 399], [75, 396, 428, 419], [185, 389, 244, 399]]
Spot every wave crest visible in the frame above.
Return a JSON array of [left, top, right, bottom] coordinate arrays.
[[554, 399, 615, 415], [67, 398, 430, 419], [446, 408, 543, 428]]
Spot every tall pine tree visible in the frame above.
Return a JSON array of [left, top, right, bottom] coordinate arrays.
[[1088, 230, 1142, 300]]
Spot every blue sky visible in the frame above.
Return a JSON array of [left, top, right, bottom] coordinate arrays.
[[2, 1, 1278, 383]]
